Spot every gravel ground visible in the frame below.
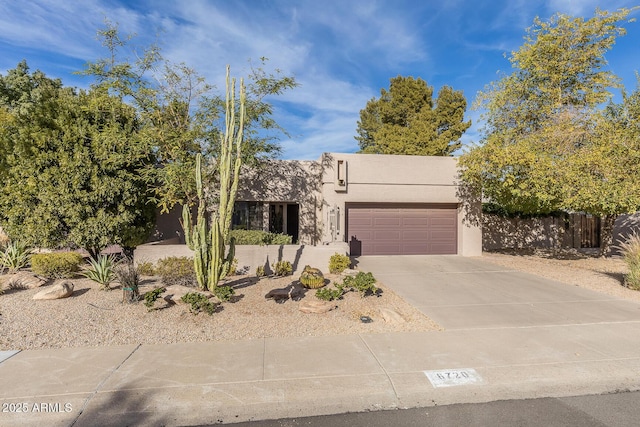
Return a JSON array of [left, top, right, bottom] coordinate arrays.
[[0, 272, 439, 351], [1, 251, 636, 351], [480, 250, 639, 302]]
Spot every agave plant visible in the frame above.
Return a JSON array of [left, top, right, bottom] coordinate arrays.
[[83, 254, 118, 290], [0, 241, 32, 273]]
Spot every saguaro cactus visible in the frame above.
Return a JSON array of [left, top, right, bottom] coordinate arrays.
[[182, 66, 245, 292]]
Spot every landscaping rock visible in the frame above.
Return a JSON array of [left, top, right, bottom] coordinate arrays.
[[379, 308, 405, 325], [5, 272, 49, 289], [341, 269, 359, 277], [163, 285, 212, 304], [299, 300, 335, 314], [33, 281, 74, 300], [265, 284, 304, 302]]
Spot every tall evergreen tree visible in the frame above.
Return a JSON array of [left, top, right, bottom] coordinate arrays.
[[355, 76, 470, 156]]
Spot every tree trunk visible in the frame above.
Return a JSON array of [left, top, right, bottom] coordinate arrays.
[[599, 214, 617, 257], [121, 246, 135, 261], [87, 247, 100, 260]]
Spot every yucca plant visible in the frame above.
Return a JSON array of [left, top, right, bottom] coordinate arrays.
[[617, 233, 640, 291], [0, 241, 32, 274], [83, 254, 118, 290]]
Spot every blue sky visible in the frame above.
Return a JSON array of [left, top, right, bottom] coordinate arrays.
[[1, 0, 639, 160]]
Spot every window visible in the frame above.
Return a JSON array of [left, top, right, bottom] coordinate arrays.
[[232, 202, 263, 230]]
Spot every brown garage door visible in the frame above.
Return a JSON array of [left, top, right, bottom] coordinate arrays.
[[346, 204, 458, 256]]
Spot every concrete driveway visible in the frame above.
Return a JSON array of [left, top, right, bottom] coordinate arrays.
[[355, 255, 640, 330]]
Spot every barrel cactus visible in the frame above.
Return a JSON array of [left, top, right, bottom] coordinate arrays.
[[299, 265, 326, 289]]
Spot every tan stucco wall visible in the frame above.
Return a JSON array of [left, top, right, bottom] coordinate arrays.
[[149, 153, 483, 256], [236, 160, 322, 245], [320, 153, 482, 256]]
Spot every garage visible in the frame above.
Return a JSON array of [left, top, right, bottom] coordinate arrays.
[[346, 203, 458, 256]]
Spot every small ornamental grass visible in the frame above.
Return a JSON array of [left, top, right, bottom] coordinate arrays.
[[0, 241, 32, 273], [617, 233, 640, 291], [136, 261, 155, 276], [82, 254, 118, 290], [155, 256, 196, 287]]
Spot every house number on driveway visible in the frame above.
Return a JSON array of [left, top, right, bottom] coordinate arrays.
[[424, 368, 483, 388]]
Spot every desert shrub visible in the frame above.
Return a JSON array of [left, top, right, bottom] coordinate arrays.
[[30, 252, 84, 279], [342, 272, 378, 297], [143, 287, 166, 310], [315, 284, 344, 301], [82, 254, 117, 290], [272, 260, 293, 277], [329, 253, 350, 274], [0, 241, 32, 273], [266, 233, 293, 245], [212, 285, 235, 302], [155, 256, 196, 287], [181, 292, 218, 315], [136, 261, 155, 276], [618, 233, 640, 290], [229, 229, 292, 245], [255, 265, 265, 277], [116, 262, 141, 303], [228, 258, 238, 276]]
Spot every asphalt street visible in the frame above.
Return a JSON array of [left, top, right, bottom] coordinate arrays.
[[225, 390, 640, 427]]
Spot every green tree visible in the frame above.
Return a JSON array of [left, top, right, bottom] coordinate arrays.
[[563, 84, 640, 252], [81, 21, 297, 212], [0, 62, 155, 257], [356, 76, 470, 156], [459, 8, 637, 254]]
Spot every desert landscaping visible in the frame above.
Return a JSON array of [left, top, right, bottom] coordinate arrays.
[[0, 250, 635, 351]]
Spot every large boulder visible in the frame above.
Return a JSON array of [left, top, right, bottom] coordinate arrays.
[[33, 281, 74, 300], [379, 308, 406, 325], [299, 300, 335, 314], [4, 271, 49, 290], [341, 269, 359, 277]]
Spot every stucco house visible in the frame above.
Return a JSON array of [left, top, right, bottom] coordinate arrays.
[[148, 153, 482, 266]]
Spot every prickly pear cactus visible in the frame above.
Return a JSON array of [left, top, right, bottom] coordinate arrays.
[[299, 265, 326, 289]]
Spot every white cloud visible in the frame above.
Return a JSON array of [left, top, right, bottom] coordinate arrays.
[[544, 0, 621, 16], [0, 0, 145, 61]]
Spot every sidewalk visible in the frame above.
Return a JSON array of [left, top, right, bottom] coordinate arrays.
[[2, 322, 640, 426], [3, 255, 640, 426]]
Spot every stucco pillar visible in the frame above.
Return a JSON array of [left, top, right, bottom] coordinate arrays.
[[262, 203, 270, 232]]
